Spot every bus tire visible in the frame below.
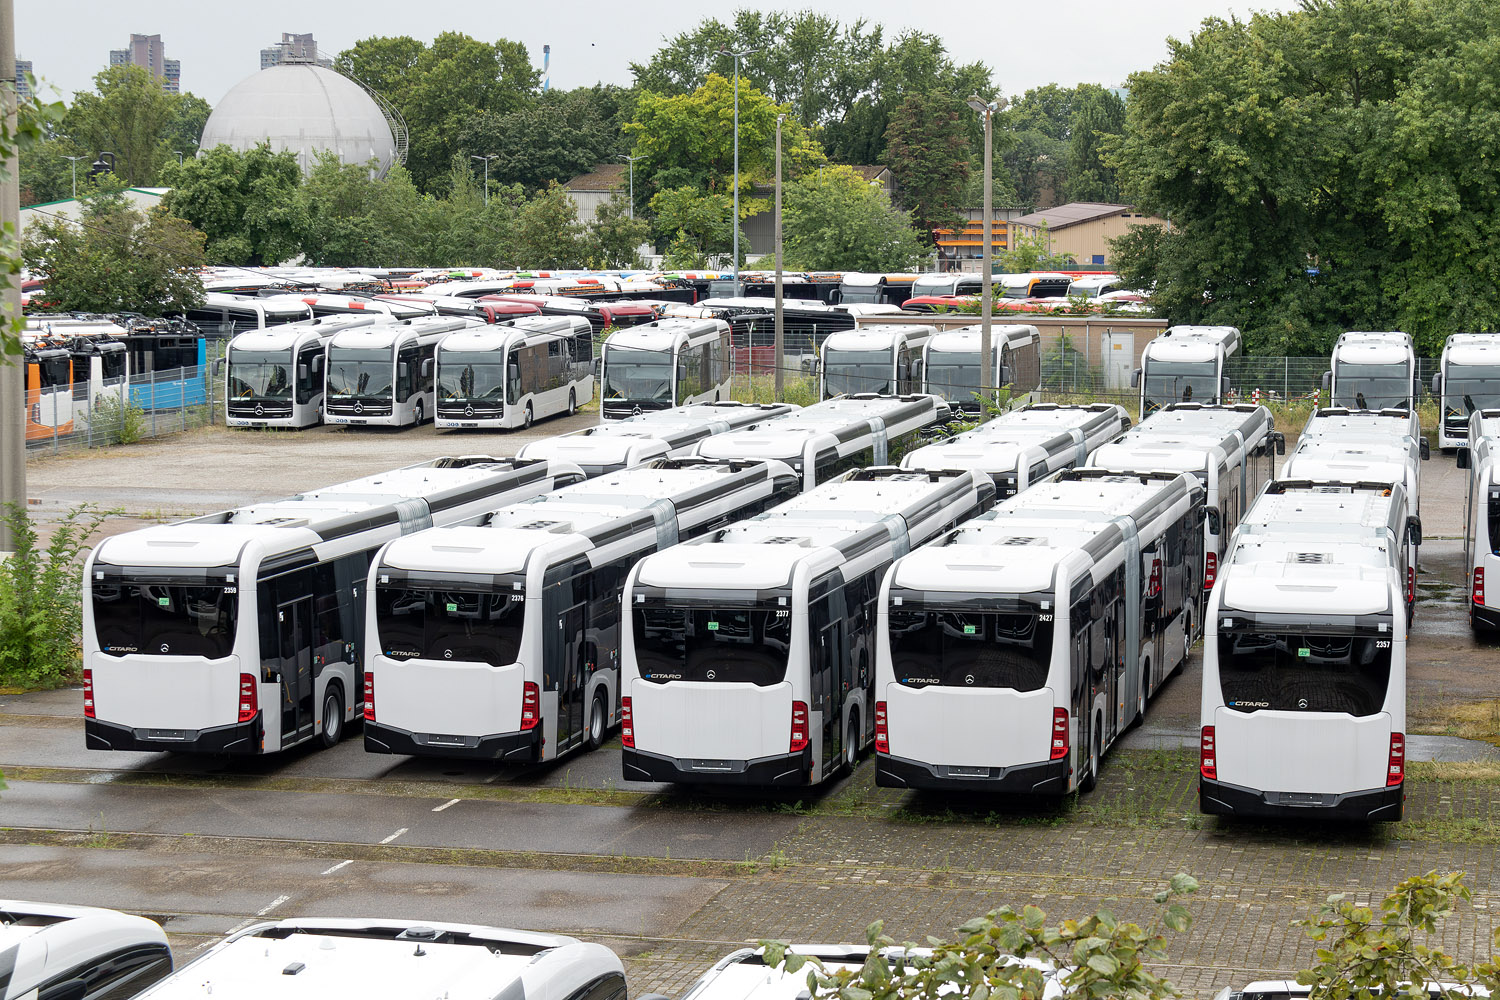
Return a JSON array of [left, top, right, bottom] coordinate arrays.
[[319, 684, 344, 749], [1079, 724, 1101, 792], [567, 389, 577, 415], [585, 690, 608, 751], [1175, 611, 1192, 676], [844, 714, 859, 771], [523, 403, 534, 429], [413, 400, 425, 426], [1132, 663, 1149, 727]]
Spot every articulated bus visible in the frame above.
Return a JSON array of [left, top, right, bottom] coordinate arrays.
[[1132, 326, 1242, 417], [875, 469, 1205, 793], [692, 393, 946, 492], [903, 402, 1131, 497], [83, 457, 587, 756], [515, 402, 798, 477], [363, 458, 802, 763], [1432, 333, 1500, 450], [600, 319, 731, 420], [324, 318, 482, 427], [1199, 481, 1417, 821], [1285, 407, 1428, 516], [434, 316, 594, 430], [1322, 331, 1417, 411], [180, 292, 314, 338], [224, 317, 377, 429], [920, 324, 1042, 413], [819, 326, 937, 399], [620, 467, 995, 787], [1454, 411, 1500, 631], [1087, 403, 1281, 594]]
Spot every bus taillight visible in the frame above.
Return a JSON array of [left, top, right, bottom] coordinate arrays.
[[1474, 567, 1485, 607], [1204, 552, 1218, 591], [1199, 726, 1216, 780], [83, 669, 95, 719], [1407, 566, 1415, 605], [520, 682, 540, 731], [1149, 557, 1161, 598], [789, 701, 810, 753], [621, 697, 634, 748], [1387, 732, 1405, 786], [237, 673, 258, 723], [363, 673, 375, 721], [874, 701, 889, 754], [1050, 708, 1068, 760]]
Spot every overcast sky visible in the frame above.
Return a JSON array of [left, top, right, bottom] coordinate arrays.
[[19, 0, 1300, 107]]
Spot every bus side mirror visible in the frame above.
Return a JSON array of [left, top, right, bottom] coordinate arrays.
[[1408, 516, 1422, 546], [1457, 447, 1471, 469], [421, 358, 433, 378], [1205, 507, 1222, 535], [313, 355, 324, 374], [1221, 376, 1232, 400], [1419, 436, 1430, 461], [398, 362, 409, 379], [213, 357, 224, 375], [1431, 372, 1442, 395], [998, 364, 1012, 386], [1321, 371, 1331, 393], [1130, 368, 1140, 388], [1274, 431, 1286, 455], [297, 364, 309, 381]]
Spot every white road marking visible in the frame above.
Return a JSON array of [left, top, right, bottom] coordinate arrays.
[[256, 894, 290, 916], [320, 860, 353, 875], [222, 919, 256, 936], [432, 798, 461, 812], [379, 827, 408, 844]]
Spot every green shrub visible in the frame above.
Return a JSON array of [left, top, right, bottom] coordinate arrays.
[[91, 392, 149, 445], [0, 503, 115, 690]]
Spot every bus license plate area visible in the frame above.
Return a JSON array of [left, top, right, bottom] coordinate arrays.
[[943, 765, 991, 779], [420, 733, 480, 749], [144, 728, 191, 741], [1271, 791, 1332, 808], [689, 758, 736, 772]]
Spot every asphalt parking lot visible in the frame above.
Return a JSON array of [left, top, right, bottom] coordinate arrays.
[[4, 413, 1498, 997]]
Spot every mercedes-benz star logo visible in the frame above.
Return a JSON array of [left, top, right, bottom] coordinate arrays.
[[159, 644, 169, 653], [465, 404, 474, 417], [254, 403, 264, 416], [354, 401, 364, 414]]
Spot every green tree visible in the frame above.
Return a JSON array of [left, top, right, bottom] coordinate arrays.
[[1000, 221, 1074, 272], [459, 90, 620, 192], [22, 195, 206, 314], [511, 182, 588, 268], [1064, 85, 1125, 203], [62, 66, 185, 186], [583, 195, 651, 268], [1111, 0, 1500, 355], [5, 75, 66, 352], [649, 186, 742, 263], [19, 136, 76, 206], [160, 145, 306, 265], [161, 92, 212, 160], [883, 92, 973, 236], [782, 165, 927, 272]]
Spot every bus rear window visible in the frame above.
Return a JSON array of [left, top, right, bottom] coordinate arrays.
[[375, 587, 524, 666], [1217, 631, 1391, 716], [633, 605, 790, 686], [93, 582, 237, 658], [888, 609, 1053, 691]]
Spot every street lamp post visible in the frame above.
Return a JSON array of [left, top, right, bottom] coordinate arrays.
[[774, 113, 785, 401], [620, 153, 644, 218], [720, 45, 759, 294], [967, 96, 1005, 413], [173, 150, 184, 164], [62, 154, 85, 198], [470, 154, 497, 206]]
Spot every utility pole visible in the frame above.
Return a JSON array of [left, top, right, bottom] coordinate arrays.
[[0, 0, 25, 549], [721, 45, 758, 293], [62, 154, 86, 198], [620, 153, 644, 218], [774, 114, 785, 401], [968, 96, 1004, 412]]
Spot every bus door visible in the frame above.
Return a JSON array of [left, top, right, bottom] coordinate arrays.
[[277, 596, 316, 745], [556, 602, 588, 750]]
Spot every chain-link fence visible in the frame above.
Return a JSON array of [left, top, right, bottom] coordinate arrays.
[[24, 364, 220, 455]]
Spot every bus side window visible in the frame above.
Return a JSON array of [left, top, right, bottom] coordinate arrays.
[[814, 447, 839, 485], [396, 347, 418, 401], [896, 346, 911, 394]]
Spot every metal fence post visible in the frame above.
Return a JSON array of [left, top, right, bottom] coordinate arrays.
[[51, 389, 58, 453], [180, 367, 187, 433]]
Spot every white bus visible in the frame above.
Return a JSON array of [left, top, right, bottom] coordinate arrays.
[[1432, 332, 1500, 450], [224, 316, 377, 429], [434, 315, 594, 430], [1322, 330, 1417, 411], [875, 468, 1206, 793], [1285, 406, 1428, 515], [1199, 480, 1416, 821], [600, 319, 731, 420], [301, 292, 435, 321], [363, 457, 802, 763], [324, 318, 481, 427], [902, 402, 1131, 497], [620, 467, 994, 787], [819, 325, 936, 399], [1131, 325, 1242, 417], [0, 900, 172, 1000], [1456, 410, 1500, 631], [920, 324, 1042, 413], [83, 457, 586, 756], [181, 291, 314, 338], [515, 402, 798, 477], [691, 393, 946, 492], [1087, 402, 1281, 594]]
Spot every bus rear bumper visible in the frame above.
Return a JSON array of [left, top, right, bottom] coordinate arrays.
[[1199, 777, 1403, 821], [85, 714, 263, 754], [876, 752, 1069, 794], [363, 720, 540, 762], [1471, 603, 1500, 632], [621, 746, 810, 786]]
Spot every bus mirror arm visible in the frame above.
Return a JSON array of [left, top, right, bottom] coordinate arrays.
[[213, 357, 224, 376], [421, 358, 433, 378], [1431, 372, 1442, 395], [1321, 371, 1331, 393]]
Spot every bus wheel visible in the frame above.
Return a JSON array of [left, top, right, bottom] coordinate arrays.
[[585, 691, 607, 751], [1175, 611, 1192, 675], [414, 400, 425, 425], [1132, 665, 1149, 727], [319, 685, 344, 749], [567, 389, 577, 415], [523, 403, 534, 429], [844, 714, 859, 771], [1079, 725, 1100, 792]]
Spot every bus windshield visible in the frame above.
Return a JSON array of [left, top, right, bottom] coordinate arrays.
[[840, 285, 881, 304], [604, 348, 673, 402], [1217, 629, 1392, 716], [437, 352, 507, 401], [327, 351, 394, 400], [1143, 360, 1218, 410], [92, 577, 237, 659], [1334, 363, 1410, 409], [888, 602, 1054, 691], [1442, 363, 1500, 415], [375, 585, 525, 666], [925, 352, 983, 403], [633, 602, 792, 686], [228, 350, 293, 400], [823, 349, 893, 395]]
